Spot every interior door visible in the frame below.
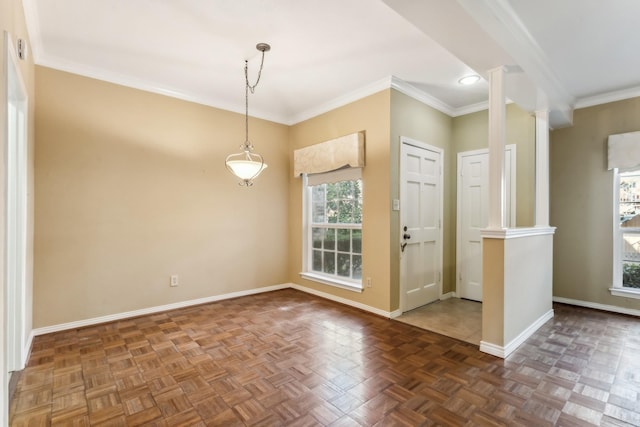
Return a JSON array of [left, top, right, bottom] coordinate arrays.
[[400, 138, 442, 312], [457, 146, 515, 301]]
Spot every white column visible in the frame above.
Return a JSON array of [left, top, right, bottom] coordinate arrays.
[[487, 67, 506, 230], [535, 110, 550, 227]]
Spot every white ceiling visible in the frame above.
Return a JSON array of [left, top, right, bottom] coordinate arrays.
[[22, 0, 640, 127]]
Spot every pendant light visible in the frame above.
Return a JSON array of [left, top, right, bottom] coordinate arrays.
[[225, 43, 270, 186]]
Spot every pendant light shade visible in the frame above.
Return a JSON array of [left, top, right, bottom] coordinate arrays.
[[225, 148, 267, 185], [225, 43, 271, 186]]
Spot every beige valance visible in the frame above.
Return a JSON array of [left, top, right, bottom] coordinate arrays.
[[608, 131, 640, 170], [294, 131, 365, 177]]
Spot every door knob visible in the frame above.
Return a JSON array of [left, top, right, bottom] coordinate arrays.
[[403, 233, 411, 240]]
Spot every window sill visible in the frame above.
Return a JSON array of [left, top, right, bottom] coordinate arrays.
[[300, 272, 363, 293], [609, 287, 640, 300]]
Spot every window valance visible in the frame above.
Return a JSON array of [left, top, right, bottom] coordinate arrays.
[[608, 131, 640, 170], [293, 131, 365, 177]]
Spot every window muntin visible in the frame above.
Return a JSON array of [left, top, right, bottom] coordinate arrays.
[[306, 179, 363, 285]]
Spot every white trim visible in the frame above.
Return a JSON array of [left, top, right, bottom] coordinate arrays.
[[609, 287, 640, 300], [554, 296, 640, 317], [575, 85, 640, 111], [480, 308, 554, 358], [478, 341, 505, 358], [390, 76, 455, 117], [481, 226, 556, 239], [440, 292, 456, 300], [289, 76, 394, 125], [389, 309, 403, 319], [5, 31, 30, 376], [290, 283, 394, 318], [32, 284, 290, 336], [299, 272, 363, 293], [613, 168, 622, 288], [451, 101, 489, 117]]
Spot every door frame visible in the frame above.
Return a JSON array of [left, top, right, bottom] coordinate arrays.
[[456, 145, 516, 300], [399, 136, 444, 313], [4, 31, 29, 375]]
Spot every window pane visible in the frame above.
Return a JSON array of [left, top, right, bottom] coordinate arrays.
[[323, 251, 335, 274], [324, 228, 335, 250], [352, 230, 362, 253], [312, 185, 325, 202], [623, 232, 640, 288], [352, 255, 362, 280], [337, 229, 350, 252], [327, 201, 338, 223], [312, 202, 325, 223], [620, 172, 640, 226], [338, 200, 354, 223], [312, 250, 322, 271], [337, 253, 350, 277], [312, 228, 323, 249]]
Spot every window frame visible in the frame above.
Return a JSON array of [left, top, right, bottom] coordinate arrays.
[[301, 172, 363, 292], [611, 167, 640, 299]]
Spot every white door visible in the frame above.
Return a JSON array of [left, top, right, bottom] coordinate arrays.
[[457, 146, 515, 301], [400, 138, 442, 312]]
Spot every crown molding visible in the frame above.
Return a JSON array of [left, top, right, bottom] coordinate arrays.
[[389, 76, 456, 117], [451, 100, 490, 117], [37, 55, 288, 124], [575, 85, 640, 110], [286, 77, 395, 125]]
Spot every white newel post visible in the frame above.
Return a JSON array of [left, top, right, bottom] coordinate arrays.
[[488, 67, 506, 229], [535, 110, 550, 227]]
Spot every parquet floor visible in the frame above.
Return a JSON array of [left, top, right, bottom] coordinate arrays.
[[9, 289, 640, 426]]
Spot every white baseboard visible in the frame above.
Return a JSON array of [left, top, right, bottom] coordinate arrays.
[[553, 296, 640, 317], [389, 309, 403, 319], [440, 292, 456, 300], [32, 283, 290, 336], [480, 309, 554, 359], [290, 283, 395, 318]]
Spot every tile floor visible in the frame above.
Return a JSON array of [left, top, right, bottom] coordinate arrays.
[[395, 298, 482, 345]]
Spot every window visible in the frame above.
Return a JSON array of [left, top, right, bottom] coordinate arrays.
[[612, 168, 640, 298], [302, 170, 363, 291]]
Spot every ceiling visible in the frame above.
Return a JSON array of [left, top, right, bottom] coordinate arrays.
[[22, 0, 640, 127]]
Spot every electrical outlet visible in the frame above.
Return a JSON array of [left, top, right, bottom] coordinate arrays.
[[170, 275, 179, 287], [366, 277, 372, 288]]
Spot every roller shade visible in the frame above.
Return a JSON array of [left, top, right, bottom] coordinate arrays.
[[608, 131, 640, 170], [294, 131, 365, 177]]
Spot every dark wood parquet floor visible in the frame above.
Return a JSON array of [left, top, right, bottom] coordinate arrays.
[[9, 289, 640, 426]]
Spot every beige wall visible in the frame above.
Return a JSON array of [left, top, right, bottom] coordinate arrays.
[[452, 103, 536, 227], [288, 90, 392, 311], [390, 90, 453, 304], [551, 97, 640, 311], [34, 67, 290, 327], [482, 238, 504, 345], [2, 0, 36, 421]]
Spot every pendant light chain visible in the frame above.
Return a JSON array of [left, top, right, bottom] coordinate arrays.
[[243, 48, 267, 148]]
